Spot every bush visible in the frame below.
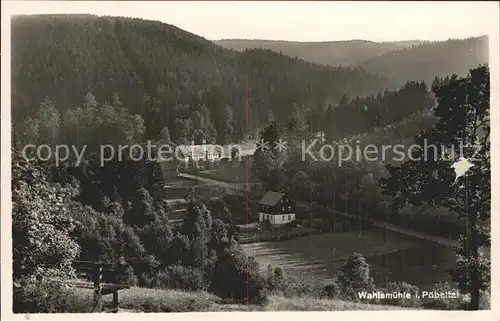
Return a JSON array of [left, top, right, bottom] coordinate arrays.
[[421, 281, 468, 310], [13, 278, 90, 313], [335, 253, 375, 301], [479, 289, 490, 310], [210, 240, 267, 303], [117, 265, 138, 287], [322, 283, 339, 298], [156, 265, 208, 291], [265, 265, 284, 291], [265, 266, 325, 298], [380, 282, 421, 308]]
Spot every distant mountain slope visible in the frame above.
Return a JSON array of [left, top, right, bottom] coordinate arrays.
[[12, 15, 397, 140], [216, 37, 488, 86], [357, 36, 489, 85], [215, 39, 426, 67]]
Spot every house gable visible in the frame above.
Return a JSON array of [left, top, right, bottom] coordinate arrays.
[[258, 191, 293, 216]]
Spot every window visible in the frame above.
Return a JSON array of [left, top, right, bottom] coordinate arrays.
[[282, 206, 285, 212], [282, 215, 285, 221], [288, 215, 292, 221]]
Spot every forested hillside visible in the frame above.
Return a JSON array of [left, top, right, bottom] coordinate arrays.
[[11, 14, 397, 143], [216, 37, 489, 87], [358, 36, 488, 85], [215, 39, 425, 67]]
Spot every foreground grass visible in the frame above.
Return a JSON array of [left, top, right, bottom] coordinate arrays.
[[72, 287, 403, 312], [264, 295, 404, 311]]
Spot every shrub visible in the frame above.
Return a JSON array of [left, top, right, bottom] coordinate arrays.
[[13, 278, 90, 313], [421, 281, 468, 310], [156, 265, 208, 291], [265, 265, 284, 291], [117, 265, 138, 287], [210, 240, 267, 303], [265, 267, 324, 298], [335, 253, 375, 301], [380, 282, 421, 308], [322, 283, 339, 298], [479, 289, 490, 310]]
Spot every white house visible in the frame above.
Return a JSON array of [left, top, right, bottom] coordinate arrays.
[[257, 191, 295, 226], [177, 144, 225, 163], [177, 141, 257, 164]]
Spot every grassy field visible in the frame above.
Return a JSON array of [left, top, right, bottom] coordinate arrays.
[[159, 177, 222, 200], [72, 287, 403, 312], [242, 229, 456, 290], [197, 161, 258, 184]]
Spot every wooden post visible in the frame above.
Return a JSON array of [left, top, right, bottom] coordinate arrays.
[[93, 265, 103, 312], [112, 291, 119, 313]]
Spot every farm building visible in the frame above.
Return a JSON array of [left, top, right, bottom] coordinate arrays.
[[257, 191, 295, 226], [176, 141, 257, 164], [177, 144, 226, 163]]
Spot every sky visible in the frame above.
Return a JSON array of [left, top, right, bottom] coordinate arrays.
[[4, 1, 499, 42]]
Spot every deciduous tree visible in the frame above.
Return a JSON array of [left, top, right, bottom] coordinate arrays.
[[380, 66, 490, 310]]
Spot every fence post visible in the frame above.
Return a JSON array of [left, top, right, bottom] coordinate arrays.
[[93, 265, 103, 312], [112, 291, 119, 313]]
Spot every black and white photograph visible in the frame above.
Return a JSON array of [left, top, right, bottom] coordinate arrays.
[[1, 0, 499, 317]]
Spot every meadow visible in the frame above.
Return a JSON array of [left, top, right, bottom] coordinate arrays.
[[197, 161, 257, 184], [159, 178, 222, 200], [69, 287, 404, 312]]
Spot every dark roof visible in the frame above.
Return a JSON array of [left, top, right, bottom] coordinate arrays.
[[258, 191, 285, 206]]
